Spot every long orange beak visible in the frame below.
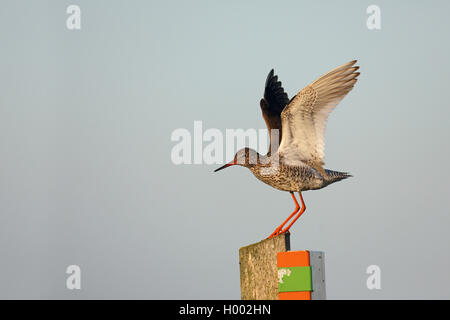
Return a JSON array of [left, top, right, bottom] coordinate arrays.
[[214, 160, 236, 172]]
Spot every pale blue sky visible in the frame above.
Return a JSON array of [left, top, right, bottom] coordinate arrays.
[[1, 0, 449, 299]]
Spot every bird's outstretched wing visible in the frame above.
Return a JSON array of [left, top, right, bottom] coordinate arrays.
[[260, 69, 290, 154], [278, 60, 360, 172]]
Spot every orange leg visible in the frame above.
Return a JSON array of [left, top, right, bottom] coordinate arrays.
[[267, 192, 300, 239], [282, 192, 306, 234]]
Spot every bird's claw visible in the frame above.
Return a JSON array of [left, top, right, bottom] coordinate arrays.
[[267, 227, 285, 239]]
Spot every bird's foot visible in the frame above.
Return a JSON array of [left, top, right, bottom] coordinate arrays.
[[267, 226, 286, 239]]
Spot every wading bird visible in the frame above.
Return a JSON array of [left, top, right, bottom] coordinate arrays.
[[215, 60, 359, 239]]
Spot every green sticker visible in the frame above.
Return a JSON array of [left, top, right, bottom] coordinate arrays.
[[278, 266, 312, 292]]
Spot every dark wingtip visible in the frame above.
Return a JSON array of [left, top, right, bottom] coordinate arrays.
[[265, 69, 275, 87], [263, 67, 289, 113]]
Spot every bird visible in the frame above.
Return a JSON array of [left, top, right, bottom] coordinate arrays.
[[214, 60, 360, 239]]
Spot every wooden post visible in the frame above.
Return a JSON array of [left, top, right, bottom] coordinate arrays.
[[239, 233, 290, 300], [239, 234, 326, 300]]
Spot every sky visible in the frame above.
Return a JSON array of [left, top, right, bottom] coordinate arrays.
[[0, 0, 450, 299]]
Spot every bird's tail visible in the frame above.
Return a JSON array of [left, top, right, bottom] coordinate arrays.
[[324, 169, 352, 184]]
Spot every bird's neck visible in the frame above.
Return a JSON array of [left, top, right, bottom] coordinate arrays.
[[247, 152, 276, 169]]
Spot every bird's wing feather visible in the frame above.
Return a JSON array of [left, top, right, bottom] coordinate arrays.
[[260, 69, 290, 154], [278, 60, 360, 168]]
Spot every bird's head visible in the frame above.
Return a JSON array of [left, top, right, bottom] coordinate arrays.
[[214, 147, 259, 172]]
